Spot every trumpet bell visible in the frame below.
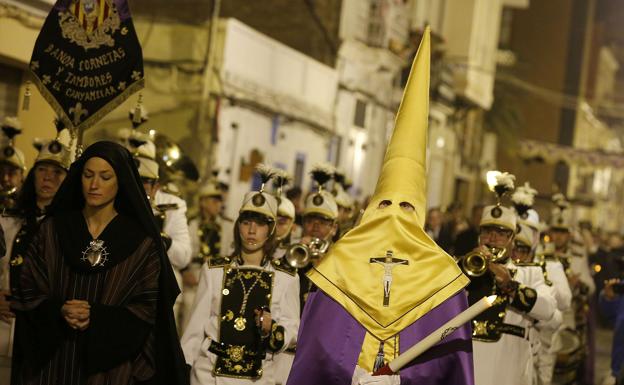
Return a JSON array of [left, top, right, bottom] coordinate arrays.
[[285, 244, 311, 268], [284, 238, 330, 269], [461, 247, 506, 277], [153, 134, 199, 181], [462, 252, 488, 277], [0, 186, 17, 198]]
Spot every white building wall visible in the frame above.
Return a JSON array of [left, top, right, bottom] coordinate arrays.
[[217, 104, 330, 220], [594, 46, 620, 106], [339, 0, 370, 43], [210, 19, 339, 215], [426, 106, 456, 209], [334, 38, 404, 199], [219, 19, 338, 131], [441, 0, 504, 109], [410, 0, 447, 32]]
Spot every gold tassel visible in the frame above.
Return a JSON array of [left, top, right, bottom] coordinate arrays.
[[22, 81, 32, 111], [132, 93, 144, 128]]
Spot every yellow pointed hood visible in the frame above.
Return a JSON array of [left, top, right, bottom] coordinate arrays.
[[370, 28, 430, 227], [308, 28, 469, 345]]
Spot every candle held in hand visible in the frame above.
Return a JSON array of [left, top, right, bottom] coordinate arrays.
[[374, 295, 497, 375]]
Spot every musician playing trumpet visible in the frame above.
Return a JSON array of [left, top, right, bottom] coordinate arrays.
[[284, 164, 338, 307], [0, 117, 26, 213], [459, 172, 556, 385]]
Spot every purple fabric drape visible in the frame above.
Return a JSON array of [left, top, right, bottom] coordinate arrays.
[[286, 290, 474, 385]]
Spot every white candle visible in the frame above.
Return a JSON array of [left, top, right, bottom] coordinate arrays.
[[387, 295, 497, 372]]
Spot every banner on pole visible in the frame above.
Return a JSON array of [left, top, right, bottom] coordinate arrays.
[[29, 0, 144, 134]]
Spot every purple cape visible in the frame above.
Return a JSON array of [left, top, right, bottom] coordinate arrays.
[[286, 290, 474, 385]]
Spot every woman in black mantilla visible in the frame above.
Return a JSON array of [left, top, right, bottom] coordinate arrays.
[[11, 141, 188, 385]]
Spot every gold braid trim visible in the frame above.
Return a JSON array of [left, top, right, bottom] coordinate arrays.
[[511, 285, 537, 313], [268, 321, 285, 352]]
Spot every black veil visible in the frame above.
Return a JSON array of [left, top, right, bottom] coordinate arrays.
[[48, 141, 189, 385]]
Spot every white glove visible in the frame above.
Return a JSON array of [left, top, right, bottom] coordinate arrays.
[[351, 366, 400, 385]]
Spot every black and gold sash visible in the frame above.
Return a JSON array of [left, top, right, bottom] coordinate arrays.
[[214, 267, 273, 379]]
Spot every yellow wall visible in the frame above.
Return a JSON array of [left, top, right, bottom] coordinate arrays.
[[0, 5, 57, 168], [0, 8, 210, 171]]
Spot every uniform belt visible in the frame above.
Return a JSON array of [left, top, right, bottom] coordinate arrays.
[[208, 340, 263, 360], [191, 256, 205, 265], [499, 323, 527, 339]]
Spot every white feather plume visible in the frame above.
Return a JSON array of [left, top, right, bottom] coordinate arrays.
[[272, 169, 291, 187], [512, 182, 538, 207], [32, 137, 46, 151], [310, 163, 336, 188], [2, 116, 22, 131], [311, 162, 336, 175], [255, 163, 275, 185], [495, 172, 516, 191], [256, 163, 275, 192], [512, 189, 534, 207], [552, 193, 570, 210]]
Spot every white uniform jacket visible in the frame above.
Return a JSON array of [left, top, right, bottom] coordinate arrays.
[[545, 260, 572, 312], [181, 260, 300, 385], [154, 190, 192, 271], [473, 264, 556, 385], [0, 215, 22, 360]]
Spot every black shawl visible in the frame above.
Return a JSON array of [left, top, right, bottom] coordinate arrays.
[[15, 141, 189, 385]]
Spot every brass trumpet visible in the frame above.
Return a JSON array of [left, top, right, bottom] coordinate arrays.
[[461, 247, 507, 277], [0, 186, 18, 212], [285, 238, 330, 268]]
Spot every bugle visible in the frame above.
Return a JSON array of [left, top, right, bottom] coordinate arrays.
[[285, 238, 329, 268], [461, 247, 507, 277]]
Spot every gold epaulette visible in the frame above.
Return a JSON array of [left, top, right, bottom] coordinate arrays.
[[207, 256, 232, 269], [514, 262, 540, 267], [155, 203, 179, 212], [540, 254, 559, 262], [271, 257, 297, 276]]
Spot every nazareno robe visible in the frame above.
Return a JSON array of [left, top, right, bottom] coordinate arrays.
[[286, 290, 474, 385]]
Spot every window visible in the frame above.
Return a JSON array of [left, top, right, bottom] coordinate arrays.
[[498, 7, 514, 50], [0, 63, 21, 117], [353, 99, 367, 128], [294, 153, 306, 187]]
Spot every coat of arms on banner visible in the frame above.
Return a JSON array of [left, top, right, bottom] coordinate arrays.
[[60, 0, 120, 49], [29, 0, 144, 134]]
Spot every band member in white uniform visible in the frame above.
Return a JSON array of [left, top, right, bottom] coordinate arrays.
[[460, 172, 556, 385], [124, 134, 192, 326], [0, 117, 33, 382], [511, 183, 572, 385], [297, 164, 338, 307], [268, 169, 298, 385], [271, 169, 296, 261], [182, 180, 228, 331], [547, 194, 594, 383], [181, 166, 299, 385], [0, 117, 25, 212]]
